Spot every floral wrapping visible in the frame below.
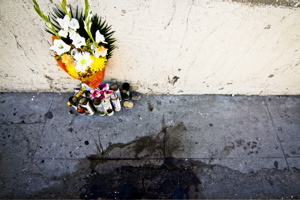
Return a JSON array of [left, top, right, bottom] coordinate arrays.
[[52, 36, 107, 88]]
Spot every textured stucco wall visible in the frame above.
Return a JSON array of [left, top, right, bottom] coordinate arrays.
[[0, 0, 299, 95]]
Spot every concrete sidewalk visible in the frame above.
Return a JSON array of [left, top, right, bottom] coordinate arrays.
[[0, 92, 299, 198]]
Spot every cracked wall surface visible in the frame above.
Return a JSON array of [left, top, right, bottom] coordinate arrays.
[[0, 0, 300, 95]]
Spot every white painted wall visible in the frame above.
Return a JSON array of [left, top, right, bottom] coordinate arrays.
[[0, 0, 299, 95]]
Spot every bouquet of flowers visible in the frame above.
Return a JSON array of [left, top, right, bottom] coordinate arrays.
[[32, 0, 116, 88]]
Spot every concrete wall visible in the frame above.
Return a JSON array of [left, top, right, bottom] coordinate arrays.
[[0, 0, 300, 95]]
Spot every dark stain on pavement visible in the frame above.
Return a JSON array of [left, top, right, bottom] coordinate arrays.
[[147, 100, 154, 112], [80, 158, 201, 199], [81, 122, 202, 199], [2, 119, 300, 199], [44, 111, 53, 119]]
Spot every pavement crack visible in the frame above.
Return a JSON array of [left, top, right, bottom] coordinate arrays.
[[264, 98, 290, 169], [96, 131, 104, 155], [161, 114, 167, 159]]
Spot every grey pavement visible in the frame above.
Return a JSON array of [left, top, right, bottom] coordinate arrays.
[[0, 92, 300, 199]]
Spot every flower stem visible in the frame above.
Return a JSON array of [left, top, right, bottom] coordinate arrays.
[[60, 0, 72, 18], [32, 0, 61, 39], [84, 0, 90, 19]]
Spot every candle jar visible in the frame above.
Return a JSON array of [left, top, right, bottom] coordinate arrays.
[[111, 93, 121, 112], [122, 82, 131, 100], [110, 83, 122, 100], [79, 98, 95, 116], [93, 98, 106, 116], [102, 98, 114, 116]]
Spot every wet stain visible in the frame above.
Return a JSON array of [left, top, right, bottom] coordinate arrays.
[[243, 139, 261, 155], [221, 142, 235, 157], [235, 139, 245, 147], [44, 111, 53, 119], [268, 179, 274, 186], [90, 131, 165, 159], [291, 151, 297, 155], [251, 142, 258, 149], [82, 122, 201, 199], [221, 139, 260, 157], [148, 101, 154, 112], [1, 117, 300, 198], [80, 158, 201, 199], [274, 161, 279, 169], [165, 122, 189, 157]]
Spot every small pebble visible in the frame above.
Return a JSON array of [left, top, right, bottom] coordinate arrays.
[[123, 101, 134, 109]]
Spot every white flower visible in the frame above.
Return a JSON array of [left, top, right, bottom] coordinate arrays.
[[72, 34, 86, 48], [50, 39, 70, 55], [69, 18, 79, 30], [73, 52, 93, 72], [95, 30, 107, 44], [69, 31, 86, 48], [68, 30, 77, 40], [58, 29, 68, 38], [57, 15, 70, 31], [57, 16, 79, 38]]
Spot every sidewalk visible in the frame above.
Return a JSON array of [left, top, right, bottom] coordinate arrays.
[[0, 92, 299, 198]]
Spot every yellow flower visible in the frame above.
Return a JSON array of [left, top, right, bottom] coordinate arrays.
[[91, 56, 107, 72], [66, 64, 79, 79], [61, 54, 75, 66], [59, 53, 107, 81], [61, 54, 79, 79]]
